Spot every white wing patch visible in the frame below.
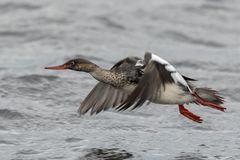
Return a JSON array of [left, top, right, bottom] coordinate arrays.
[[151, 53, 192, 93], [165, 65, 176, 72], [151, 53, 169, 65], [172, 72, 189, 87]]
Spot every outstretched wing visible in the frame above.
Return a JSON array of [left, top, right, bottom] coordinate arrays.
[[117, 52, 192, 111], [79, 56, 142, 115], [79, 82, 129, 115]]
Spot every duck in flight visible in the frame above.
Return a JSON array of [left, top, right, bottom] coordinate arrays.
[[45, 52, 225, 123]]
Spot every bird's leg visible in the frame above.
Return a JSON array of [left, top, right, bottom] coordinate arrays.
[[179, 104, 203, 123], [192, 93, 226, 112]]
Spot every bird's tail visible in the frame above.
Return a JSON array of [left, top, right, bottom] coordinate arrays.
[[192, 88, 226, 111]]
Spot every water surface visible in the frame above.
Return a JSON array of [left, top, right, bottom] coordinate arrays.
[[0, 0, 240, 159]]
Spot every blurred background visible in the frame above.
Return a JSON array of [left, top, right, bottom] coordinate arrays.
[[0, 0, 239, 159]]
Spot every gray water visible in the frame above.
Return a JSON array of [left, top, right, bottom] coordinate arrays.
[[0, 0, 240, 159]]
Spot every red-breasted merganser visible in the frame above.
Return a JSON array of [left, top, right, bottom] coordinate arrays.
[[45, 52, 225, 123]]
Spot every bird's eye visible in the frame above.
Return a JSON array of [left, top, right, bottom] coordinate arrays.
[[71, 61, 75, 65]]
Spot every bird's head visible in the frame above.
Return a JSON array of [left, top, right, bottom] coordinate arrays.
[[45, 58, 98, 73]]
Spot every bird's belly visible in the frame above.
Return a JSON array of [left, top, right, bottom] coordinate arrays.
[[152, 84, 194, 104]]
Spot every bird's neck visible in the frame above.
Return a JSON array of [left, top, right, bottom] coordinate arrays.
[[90, 67, 124, 87]]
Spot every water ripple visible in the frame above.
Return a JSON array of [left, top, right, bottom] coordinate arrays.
[[95, 15, 126, 31], [175, 152, 208, 160], [0, 109, 25, 119], [0, 140, 16, 145], [17, 149, 40, 155], [160, 30, 226, 48], [65, 137, 83, 143], [0, 30, 29, 39], [201, 3, 232, 12], [79, 148, 134, 160], [0, 2, 42, 13], [17, 74, 59, 83]]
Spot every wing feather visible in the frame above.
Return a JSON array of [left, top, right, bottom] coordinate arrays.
[[79, 56, 141, 115], [117, 61, 174, 111], [79, 82, 130, 115]]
